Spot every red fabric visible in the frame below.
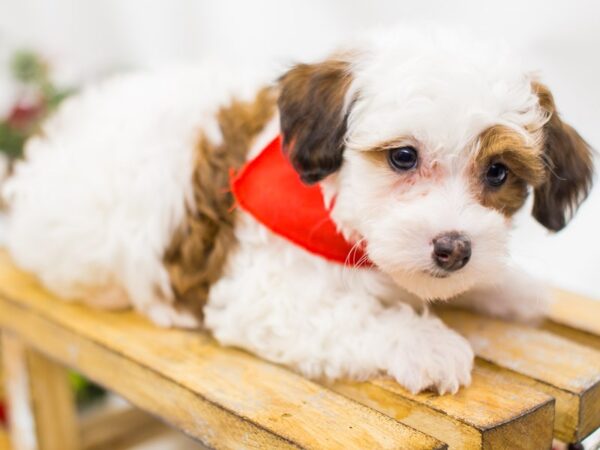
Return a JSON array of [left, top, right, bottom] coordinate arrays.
[[231, 136, 372, 267], [0, 401, 6, 425]]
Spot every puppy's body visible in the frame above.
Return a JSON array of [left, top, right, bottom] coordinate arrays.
[[4, 27, 593, 394], [4, 67, 274, 325]]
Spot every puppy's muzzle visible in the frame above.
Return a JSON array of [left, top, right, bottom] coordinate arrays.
[[432, 232, 471, 272]]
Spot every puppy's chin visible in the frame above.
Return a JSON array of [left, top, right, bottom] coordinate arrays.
[[388, 269, 477, 302]]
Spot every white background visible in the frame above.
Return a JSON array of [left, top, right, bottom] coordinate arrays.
[[0, 0, 598, 298]]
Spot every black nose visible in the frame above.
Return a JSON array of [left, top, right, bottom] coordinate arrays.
[[432, 232, 471, 272]]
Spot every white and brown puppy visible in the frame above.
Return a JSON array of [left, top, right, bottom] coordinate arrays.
[[3, 27, 594, 394]]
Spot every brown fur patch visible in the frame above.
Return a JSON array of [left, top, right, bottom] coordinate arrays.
[[531, 82, 594, 231], [473, 125, 546, 217], [278, 59, 353, 184], [163, 87, 277, 319]]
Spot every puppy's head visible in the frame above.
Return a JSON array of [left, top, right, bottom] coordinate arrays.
[[278, 28, 594, 301]]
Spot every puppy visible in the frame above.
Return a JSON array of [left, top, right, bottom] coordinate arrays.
[[3, 27, 593, 394]]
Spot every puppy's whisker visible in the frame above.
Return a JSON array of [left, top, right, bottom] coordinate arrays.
[[340, 237, 368, 288]]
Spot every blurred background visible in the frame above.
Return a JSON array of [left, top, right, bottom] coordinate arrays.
[[0, 0, 598, 298]]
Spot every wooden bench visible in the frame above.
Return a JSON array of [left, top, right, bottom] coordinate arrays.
[[0, 249, 598, 449]]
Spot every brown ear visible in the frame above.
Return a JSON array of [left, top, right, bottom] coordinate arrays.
[[278, 60, 353, 184], [531, 83, 594, 231]]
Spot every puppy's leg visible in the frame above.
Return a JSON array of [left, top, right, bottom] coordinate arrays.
[[204, 222, 473, 394], [454, 264, 551, 322], [206, 276, 473, 394]]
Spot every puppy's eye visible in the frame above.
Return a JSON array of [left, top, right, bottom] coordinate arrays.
[[388, 146, 418, 171], [485, 163, 509, 187]]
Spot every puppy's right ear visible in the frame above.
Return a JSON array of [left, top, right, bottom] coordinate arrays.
[[278, 60, 354, 184]]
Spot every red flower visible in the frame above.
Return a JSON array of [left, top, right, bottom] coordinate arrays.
[[7, 101, 45, 130]]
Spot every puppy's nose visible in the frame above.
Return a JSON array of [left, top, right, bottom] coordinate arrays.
[[432, 232, 471, 272]]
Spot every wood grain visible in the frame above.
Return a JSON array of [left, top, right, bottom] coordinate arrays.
[[0, 251, 443, 450], [333, 362, 554, 449], [543, 288, 600, 441], [438, 307, 600, 442], [2, 332, 80, 450], [542, 289, 600, 351], [0, 429, 10, 450], [80, 407, 169, 450], [2, 334, 35, 450]]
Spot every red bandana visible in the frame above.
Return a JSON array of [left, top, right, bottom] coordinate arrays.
[[231, 136, 371, 267]]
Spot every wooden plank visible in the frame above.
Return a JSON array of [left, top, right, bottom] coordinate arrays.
[[0, 252, 443, 450], [80, 408, 169, 450], [2, 333, 80, 450], [332, 362, 554, 450], [542, 289, 600, 443], [542, 289, 600, 351], [0, 429, 10, 450], [438, 308, 600, 442], [1, 334, 34, 450]]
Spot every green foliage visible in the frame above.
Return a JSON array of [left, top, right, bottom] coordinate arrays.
[[0, 122, 27, 159], [11, 50, 48, 83], [68, 371, 106, 409]]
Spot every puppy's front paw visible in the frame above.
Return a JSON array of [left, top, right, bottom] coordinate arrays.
[[387, 320, 474, 394]]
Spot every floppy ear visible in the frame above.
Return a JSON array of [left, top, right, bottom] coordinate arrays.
[[531, 82, 594, 231], [278, 59, 353, 184]]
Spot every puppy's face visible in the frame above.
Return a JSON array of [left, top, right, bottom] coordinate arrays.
[[278, 29, 594, 301]]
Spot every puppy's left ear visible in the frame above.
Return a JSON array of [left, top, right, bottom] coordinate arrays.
[[531, 82, 594, 231], [278, 59, 354, 184]]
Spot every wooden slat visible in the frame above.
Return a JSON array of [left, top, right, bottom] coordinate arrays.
[[0, 252, 443, 450], [438, 308, 600, 442], [0, 429, 10, 450], [2, 335, 35, 450], [542, 289, 600, 351], [332, 362, 554, 450], [80, 408, 169, 450], [2, 333, 81, 450]]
